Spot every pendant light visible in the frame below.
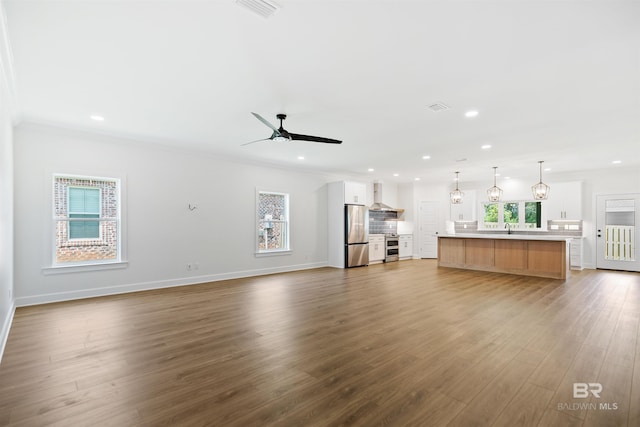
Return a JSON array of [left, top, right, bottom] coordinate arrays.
[[487, 166, 503, 202], [450, 171, 464, 204], [531, 160, 550, 200]]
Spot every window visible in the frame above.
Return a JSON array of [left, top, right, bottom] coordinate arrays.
[[483, 203, 499, 228], [481, 200, 543, 230], [53, 175, 121, 265], [257, 191, 289, 253], [68, 187, 101, 239], [525, 201, 542, 228], [503, 202, 519, 225]]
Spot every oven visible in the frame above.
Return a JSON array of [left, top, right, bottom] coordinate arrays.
[[385, 234, 399, 262]]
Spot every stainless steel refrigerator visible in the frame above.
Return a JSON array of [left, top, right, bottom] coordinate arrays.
[[345, 204, 369, 267]]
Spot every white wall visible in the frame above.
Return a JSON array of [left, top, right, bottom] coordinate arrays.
[[13, 124, 335, 305], [0, 90, 12, 355], [0, 1, 15, 360]]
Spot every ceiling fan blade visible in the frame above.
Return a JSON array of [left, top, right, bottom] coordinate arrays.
[[289, 133, 342, 144], [251, 112, 279, 133], [241, 137, 271, 146]]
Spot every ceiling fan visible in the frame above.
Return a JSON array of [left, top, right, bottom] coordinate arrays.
[[242, 113, 342, 146]]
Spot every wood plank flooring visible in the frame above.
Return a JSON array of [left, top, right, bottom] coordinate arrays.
[[1, 260, 639, 426]]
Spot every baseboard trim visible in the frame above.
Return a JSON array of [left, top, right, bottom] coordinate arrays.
[[0, 300, 16, 364], [15, 261, 328, 307]]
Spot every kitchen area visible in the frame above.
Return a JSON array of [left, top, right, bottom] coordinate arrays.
[[328, 175, 640, 274], [328, 181, 413, 268], [327, 179, 586, 272]]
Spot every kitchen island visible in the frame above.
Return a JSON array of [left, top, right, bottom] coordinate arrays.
[[438, 234, 570, 279]]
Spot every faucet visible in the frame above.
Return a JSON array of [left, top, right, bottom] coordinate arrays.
[[505, 223, 512, 234]]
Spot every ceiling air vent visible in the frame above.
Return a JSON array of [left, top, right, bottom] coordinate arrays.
[[427, 102, 450, 113], [236, 0, 279, 18]]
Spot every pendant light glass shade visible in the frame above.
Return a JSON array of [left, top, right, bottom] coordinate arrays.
[[531, 160, 550, 200], [487, 166, 503, 202], [450, 171, 464, 204]]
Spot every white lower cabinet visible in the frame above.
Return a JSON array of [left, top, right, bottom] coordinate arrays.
[[399, 235, 413, 260], [570, 238, 584, 270], [369, 235, 385, 263]]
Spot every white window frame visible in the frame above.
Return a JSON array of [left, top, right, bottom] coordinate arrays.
[[43, 173, 128, 274], [255, 189, 291, 256]]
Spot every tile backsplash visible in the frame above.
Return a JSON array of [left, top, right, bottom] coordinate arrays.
[[370, 210, 398, 234], [546, 220, 583, 236]]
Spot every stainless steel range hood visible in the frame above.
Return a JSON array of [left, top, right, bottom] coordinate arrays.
[[370, 182, 404, 213]]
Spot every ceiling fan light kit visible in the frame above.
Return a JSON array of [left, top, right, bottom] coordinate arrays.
[[244, 112, 342, 146], [487, 166, 503, 202], [531, 160, 550, 200]]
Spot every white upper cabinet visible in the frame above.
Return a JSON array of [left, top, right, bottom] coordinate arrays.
[[545, 181, 583, 220], [344, 181, 367, 205]]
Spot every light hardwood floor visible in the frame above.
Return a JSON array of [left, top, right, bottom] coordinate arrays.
[[1, 260, 639, 426]]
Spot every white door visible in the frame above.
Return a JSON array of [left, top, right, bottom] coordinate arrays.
[[596, 194, 640, 271], [419, 201, 439, 258]]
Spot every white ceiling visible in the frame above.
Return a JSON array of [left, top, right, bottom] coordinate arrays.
[[3, 0, 640, 185]]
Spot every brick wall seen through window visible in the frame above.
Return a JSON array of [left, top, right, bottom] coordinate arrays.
[[257, 191, 289, 252]]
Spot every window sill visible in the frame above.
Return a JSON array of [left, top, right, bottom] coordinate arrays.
[[255, 250, 292, 258], [42, 260, 129, 275]]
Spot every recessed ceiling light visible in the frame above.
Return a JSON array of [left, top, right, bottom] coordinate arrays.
[[465, 110, 479, 118], [612, 160, 622, 164], [544, 167, 551, 172], [481, 144, 491, 149], [414, 177, 421, 181], [368, 168, 375, 172], [90, 115, 104, 121], [297, 156, 305, 160], [393, 173, 399, 177], [422, 155, 431, 160]]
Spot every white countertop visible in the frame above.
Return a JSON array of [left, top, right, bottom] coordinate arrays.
[[441, 233, 573, 241]]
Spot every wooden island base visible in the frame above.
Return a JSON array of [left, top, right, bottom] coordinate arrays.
[[438, 236, 570, 279]]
